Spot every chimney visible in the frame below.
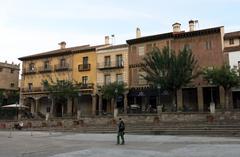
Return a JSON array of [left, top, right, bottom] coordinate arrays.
[[105, 36, 110, 45], [189, 20, 195, 31], [172, 22, 181, 33], [58, 41, 66, 49], [136, 27, 141, 38]]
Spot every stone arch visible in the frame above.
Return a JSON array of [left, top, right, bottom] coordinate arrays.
[[38, 96, 52, 116], [23, 97, 35, 113]]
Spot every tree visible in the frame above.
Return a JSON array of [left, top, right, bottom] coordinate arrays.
[[203, 64, 240, 109], [42, 76, 78, 99], [100, 82, 127, 112], [141, 46, 199, 110], [42, 76, 78, 116]]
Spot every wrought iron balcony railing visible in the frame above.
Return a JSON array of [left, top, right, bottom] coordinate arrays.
[[22, 68, 37, 75], [78, 64, 91, 71], [75, 83, 94, 89], [54, 63, 71, 71], [97, 61, 124, 70], [38, 65, 53, 73]]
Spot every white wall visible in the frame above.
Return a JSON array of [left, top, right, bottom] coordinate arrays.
[[229, 51, 240, 68]]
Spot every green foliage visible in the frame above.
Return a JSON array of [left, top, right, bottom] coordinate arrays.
[[101, 82, 127, 100], [141, 46, 199, 91], [42, 76, 78, 99], [203, 64, 240, 90]]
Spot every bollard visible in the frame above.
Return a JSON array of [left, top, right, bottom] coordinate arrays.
[[8, 123, 13, 138]]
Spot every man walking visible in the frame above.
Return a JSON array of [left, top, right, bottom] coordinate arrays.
[[117, 118, 125, 145]]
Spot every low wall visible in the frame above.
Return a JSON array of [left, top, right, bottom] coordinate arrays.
[[1, 111, 240, 129]]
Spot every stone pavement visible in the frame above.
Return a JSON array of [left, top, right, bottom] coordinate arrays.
[[0, 131, 240, 157]]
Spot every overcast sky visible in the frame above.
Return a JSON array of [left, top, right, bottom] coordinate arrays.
[[0, 0, 240, 65]]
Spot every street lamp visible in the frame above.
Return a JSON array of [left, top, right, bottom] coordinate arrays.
[[157, 84, 162, 113], [209, 79, 215, 113], [209, 79, 214, 103], [114, 88, 118, 117], [157, 84, 161, 106]]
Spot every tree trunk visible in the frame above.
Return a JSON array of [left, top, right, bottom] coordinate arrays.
[[225, 89, 229, 110], [172, 89, 177, 112]]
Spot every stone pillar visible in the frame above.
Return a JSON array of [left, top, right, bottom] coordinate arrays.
[[50, 98, 55, 117], [197, 87, 204, 112], [67, 97, 73, 116], [35, 98, 39, 113], [219, 86, 225, 109], [177, 89, 183, 111], [124, 92, 128, 114], [31, 100, 35, 113], [98, 94, 103, 115], [73, 97, 78, 116], [92, 95, 96, 116]]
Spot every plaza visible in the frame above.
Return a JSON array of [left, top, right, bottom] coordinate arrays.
[[1, 131, 240, 157]]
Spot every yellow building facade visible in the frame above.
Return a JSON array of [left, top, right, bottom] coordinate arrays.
[[19, 42, 108, 118]]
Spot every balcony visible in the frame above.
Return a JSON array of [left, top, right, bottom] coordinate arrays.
[[22, 68, 37, 75], [97, 61, 124, 70], [39, 65, 53, 73], [54, 63, 71, 71], [21, 87, 43, 93], [76, 83, 94, 89], [78, 64, 91, 71]]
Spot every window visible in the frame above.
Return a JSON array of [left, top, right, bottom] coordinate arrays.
[[205, 41, 212, 50], [229, 38, 234, 45], [44, 61, 49, 69], [10, 83, 14, 87], [104, 74, 111, 85], [29, 63, 35, 71], [116, 55, 123, 67], [10, 69, 14, 73], [28, 83, 33, 91], [82, 76, 88, 84], [138, 46, 145, 56], [116, 74, 123, 83], [138, 71, 147, 84], [104, 56, 111, 67], [83, 57, 89, 69], [0, 68, 3, 72], [238, 61, 240, 68], [60, 58, 66, 67]]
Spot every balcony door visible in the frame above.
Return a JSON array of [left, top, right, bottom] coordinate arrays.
[[116, 55, 123, 67], [83, 57, 89, 69], [104, 56, 111, 67]]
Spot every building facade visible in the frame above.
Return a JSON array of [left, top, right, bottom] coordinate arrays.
[[224, 31, 240, 109], [0, 61, 20, 105], [96, 44, 129, 114], [127, 21, 226, 113], [19, 42, 108, 117]]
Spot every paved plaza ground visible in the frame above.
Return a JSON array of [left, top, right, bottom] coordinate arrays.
[[0, 131, 240, 157]]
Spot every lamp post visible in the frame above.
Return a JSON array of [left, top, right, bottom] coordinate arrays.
[[77, 92, 82, 120], [114, 88, 118, 118], [209, 79, 215, 113], [157, 84, 161, 113]]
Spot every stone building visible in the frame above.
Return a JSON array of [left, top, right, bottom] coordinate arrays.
[[126, 21, 227, 112], [0, 61, 20, 105], [18, 42, 108, 117], [96, 43, 128, 114], [224, 31, 240, 109]]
